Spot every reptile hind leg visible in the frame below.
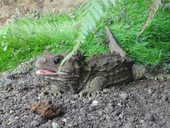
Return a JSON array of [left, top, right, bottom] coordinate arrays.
[[132, 64, 146, 80], [50, 84, 61, 96], [79, 76, 106, 97]]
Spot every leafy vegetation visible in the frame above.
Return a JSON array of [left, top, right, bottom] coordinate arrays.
[[0, 0, 170, 72]]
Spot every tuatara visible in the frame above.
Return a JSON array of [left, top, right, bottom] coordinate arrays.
[[35, 51, 148, 96], [35, 27, 169, 96]]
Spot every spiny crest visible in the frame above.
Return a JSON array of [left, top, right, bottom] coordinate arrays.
[[72, 51, 86, 62], [90, 53, 119, 61]]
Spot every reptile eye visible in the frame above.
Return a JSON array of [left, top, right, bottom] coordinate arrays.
[[53, 58, 61, 64]]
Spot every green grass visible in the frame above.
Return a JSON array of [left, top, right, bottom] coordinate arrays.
[[108, 0, 170, 65], [0, 0, 170, 72]]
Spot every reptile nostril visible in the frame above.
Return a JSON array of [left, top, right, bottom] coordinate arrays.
[[40, 58, 47, 63], [36, 57, 47, 67]]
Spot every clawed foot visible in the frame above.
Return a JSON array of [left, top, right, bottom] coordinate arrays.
[[79, 90, 92, 97], [145, 73, 170, 81], [50, 90, 61, 96], [38, 90, 61, 97], [154, 74, 170, 81], [79, 90, 99, 97]]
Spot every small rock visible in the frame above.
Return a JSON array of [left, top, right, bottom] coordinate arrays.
[[140, 120, 144, 123], [166, 119, 170, 128], [68, 124, 73, 127], [103, 89, 110, 93], [148, 89, 152, 94], [148, 88, 156, 95], [162, 95, 168, 101], [9, 110, 14, 114], [52, 122, 60, 128], [14, 116, 19, 120], [70, 101, 76, 104], [73, 94, 79, 99], [91, 100, 98, 106], [148, 121, 153, 126], [117, 102, 122, 107], [111, 86, 116, 91], [108, 121, 116, 127], [144, 113, 155, 122], [6, 121, 12, 126], [119, 112, 124, 119], [119, 92, 128, 100], [123, 122, 133, 128], [142, 122, 149, 128], [62, 118, 67, 123], [30, 120, 40, 127]]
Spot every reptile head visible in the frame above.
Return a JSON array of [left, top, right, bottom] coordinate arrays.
[[35, 52, 85, 78], [36, 52, 86, 94]]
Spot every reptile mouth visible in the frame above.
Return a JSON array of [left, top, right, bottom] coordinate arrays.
[[36, 68, 57, 75]]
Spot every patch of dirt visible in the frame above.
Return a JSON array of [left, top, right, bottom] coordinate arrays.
[[0, 59, 170, 128], [0, 0, 84, 26]]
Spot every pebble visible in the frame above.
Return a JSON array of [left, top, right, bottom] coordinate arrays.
[[9, 110, 14, 114], [144, 113, 155, 122], [108, 121, 116, 127], [111, 86, 116, 91], [91, 100, 98, 106], [6, 121, 12, 126], [161, 95, 168, 101], [119, 112, 124, 119], [123, 123, 133, 128], [62, 118, 67, 123], [68, 123, 73, 127], [166, 119, 170, 128], [117, 102, 122, 107], [103, 89, 110, 93], [142, 122, 149, 128], [14, 116, 19, 120], [30, 120, 40, 127], [148, 121, 153, 126], [119, 92, 128, 100], [52, 122, 60, 128], [73, 94, 79, 99]]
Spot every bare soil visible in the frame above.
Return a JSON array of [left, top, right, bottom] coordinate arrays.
[[0, 0, 84, 25], [0, 59, 170, 128]]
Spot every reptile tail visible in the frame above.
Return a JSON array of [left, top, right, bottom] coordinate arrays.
[[105, 26, 127, 57]]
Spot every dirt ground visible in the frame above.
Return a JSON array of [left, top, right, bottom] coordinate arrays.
[[0, 59, 170, 128], [0, 0, 84, 26], [0, 0, 170, 128]]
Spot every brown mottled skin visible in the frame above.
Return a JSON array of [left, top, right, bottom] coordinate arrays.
[[35, 51, 146, 96]]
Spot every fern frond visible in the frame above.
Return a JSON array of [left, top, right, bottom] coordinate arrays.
[[58, 0, 121, 73], [110, 0, 116, 6], [102, 0, 110, 7], [137, 0, 162, 37]]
